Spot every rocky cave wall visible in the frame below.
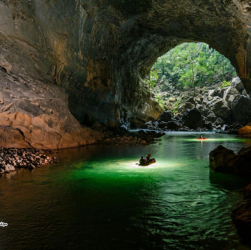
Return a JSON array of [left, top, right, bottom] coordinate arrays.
[[0, 0, 251, 148]]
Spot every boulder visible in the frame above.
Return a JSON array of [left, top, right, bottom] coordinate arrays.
[[209, 145, 236, 173], [208, 89, 215, 96], [207, 97, 231, 118], [182, 109, 202, 129], [185, 97, 195, 104], [213, 88, 226, 98], [165, 121, 181, 130], [223, 86, 239, 101], [196, 104, 211, 117], [158, 111, 174, 123], [238, 122, 251, 135], [231, 96, 251, 125], [178, 102, 195, 113], [226, 94, 238, 108], [210, 145, 251, 175], [207, 112, 217, 123], [235, 147, 251, 174], [231, 77, 244, 91], [158, 121, 168, 129], [169, 97, 176, 102], [214, 117, 224, 126], [232, 200, 251, 246], [242, 89, 248, 96], [202, 118, 213, 130]]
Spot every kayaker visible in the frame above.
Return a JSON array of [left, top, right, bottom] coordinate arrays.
[[199, 135, 204, 139]]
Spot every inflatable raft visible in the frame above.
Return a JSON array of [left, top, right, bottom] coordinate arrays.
[[138, 159, 156, 166]]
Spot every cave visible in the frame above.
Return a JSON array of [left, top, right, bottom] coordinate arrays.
[[1, 1, 251, 249]]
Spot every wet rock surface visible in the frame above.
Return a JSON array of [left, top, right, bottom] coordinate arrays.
[[0, 148, 57, 174], [232, 184, 251, 246], [239, 122, 251, 137], [209, 145, 251, 175]]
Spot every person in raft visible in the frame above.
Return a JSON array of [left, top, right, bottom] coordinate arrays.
[[199, 135, 204, 139], [139, 156, 145, 165], [145, 154, 150, 163]]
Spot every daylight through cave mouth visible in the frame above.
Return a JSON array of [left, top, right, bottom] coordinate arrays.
[[137, 42, 251, 129], [149, 42, 237, 96], [147, 42, 238, 110]]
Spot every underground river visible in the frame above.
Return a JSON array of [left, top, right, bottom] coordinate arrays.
[[0, 132, 251, 250]]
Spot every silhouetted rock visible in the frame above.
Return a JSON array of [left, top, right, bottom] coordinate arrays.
[[165, 121, 181, 130], [209, 145, 251, 175], [182, 109, 202, 129], [158, 111, 174, 123], [232, 197, 251, 246], [209, 145, 236, 173], [231, 96, 251, 125]]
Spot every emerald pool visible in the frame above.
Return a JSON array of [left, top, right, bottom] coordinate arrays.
[[0, 132, 251, 250]]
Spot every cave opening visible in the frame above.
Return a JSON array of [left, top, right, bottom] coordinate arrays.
[[138, 42, 251, 130], [148, 42, 238, 110]]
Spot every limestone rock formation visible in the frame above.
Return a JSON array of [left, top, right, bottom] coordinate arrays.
[[231, 96, 251, 125], [182, 109, 202, 129], [209, 145, 251, 175], [157, 111, 174, 123], [209, 145, 236, 173], [232, 184, 251, 246], [231, 77, 244, 91], [1, 1, 251, 147], [0, 69, 102, 149], [238, 122, 251, 135]]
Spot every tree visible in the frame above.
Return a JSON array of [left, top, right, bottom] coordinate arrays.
[[150, 42, 237, 92]]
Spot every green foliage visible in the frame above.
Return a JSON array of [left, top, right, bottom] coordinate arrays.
[[155, 94, 165, 109], [171, 98, 182, 114], [151, 42, 237, 91], [146, 69, 159, 89], [221, 80, 231, 88]]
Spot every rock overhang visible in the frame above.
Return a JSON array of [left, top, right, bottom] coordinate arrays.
[[0, 0, 251, 148]]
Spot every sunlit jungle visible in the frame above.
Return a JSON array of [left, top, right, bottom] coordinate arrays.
[[1, 1, 251, 250]]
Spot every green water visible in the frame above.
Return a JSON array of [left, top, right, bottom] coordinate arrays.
[[0, 132, 251, 250]]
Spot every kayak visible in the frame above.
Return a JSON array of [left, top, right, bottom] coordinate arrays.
[[197, 138, 209, 140], [138, 159, 156, 166]]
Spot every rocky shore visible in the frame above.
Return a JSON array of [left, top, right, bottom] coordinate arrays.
[[0, 148, 57, 174], [138, 77, 250, 133], [101, 130, 164, 146]]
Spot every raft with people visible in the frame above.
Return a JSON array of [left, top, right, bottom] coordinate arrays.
[[137, 154, 156, 166], [139, 158, 156, 166]]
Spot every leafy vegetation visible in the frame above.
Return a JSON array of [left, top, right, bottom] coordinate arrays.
[[150, 42, 237, 93], [221, 80, 231, 88]]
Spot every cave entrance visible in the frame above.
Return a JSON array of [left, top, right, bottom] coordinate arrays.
[[141, 42, 251, 129], [148, 42, 238, 112]]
